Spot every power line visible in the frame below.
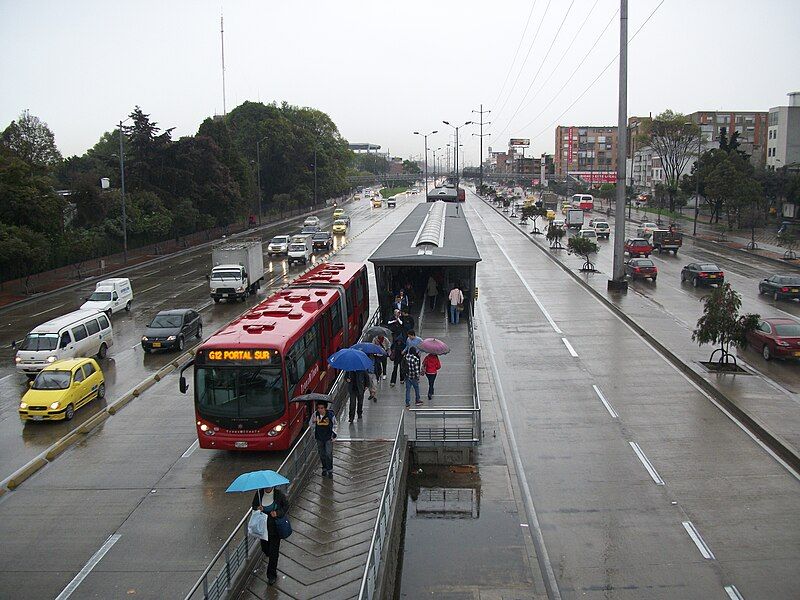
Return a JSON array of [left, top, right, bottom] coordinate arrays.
[[493, 0, 577, 142], [527, 0, 667, 142], [492, 1, 538, 109], [494, 0, 552, 121], [510, 0, 600, 132]]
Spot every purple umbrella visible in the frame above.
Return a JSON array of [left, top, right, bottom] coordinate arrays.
[[417, 338, 450, 355]]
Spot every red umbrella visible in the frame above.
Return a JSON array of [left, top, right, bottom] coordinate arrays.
[[417, 338, 450, 355]]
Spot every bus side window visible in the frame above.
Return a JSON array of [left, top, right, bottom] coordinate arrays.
[[303, 323, 321, 372], [355, 276, 364, 305], [346, 287, 354, 316], [331, 300, 343, 335], [287, 338, 306, 385]]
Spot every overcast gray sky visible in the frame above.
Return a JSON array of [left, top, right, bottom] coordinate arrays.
[[2, 0, 798, 165]]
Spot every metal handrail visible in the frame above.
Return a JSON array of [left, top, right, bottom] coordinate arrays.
[[357, 412, 406, 600], [183, 308, 381, 600]]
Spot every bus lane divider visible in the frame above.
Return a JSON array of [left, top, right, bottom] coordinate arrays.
[[0, 197, 413, 495]]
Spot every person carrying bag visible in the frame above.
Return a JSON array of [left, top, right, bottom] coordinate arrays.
[[251, 486, 290, 586]]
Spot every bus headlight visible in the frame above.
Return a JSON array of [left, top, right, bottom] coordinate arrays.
[[199, 423, 209, 431], [267, 423, 286, 437]]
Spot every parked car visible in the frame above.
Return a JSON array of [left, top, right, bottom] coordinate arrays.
[[681, 262, 724, 287], [304, 216, 320, 227], [746, 318, 800, 361], [577, 228, 597, 241], [19, 358, 105, 422], [300, 225, 320, 235], [141, 309, 202, 353], [624, 238, 652, 258], [332, 219, 349, 234], [758, 274, 800, 301], [592, 221, 610, 239], [625, 258, 658, 281], [312, 231, 333, 251], [267, 235, 290, 256]]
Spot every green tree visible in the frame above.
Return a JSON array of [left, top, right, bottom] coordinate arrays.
[[567, 235, 599, 271], [0, 223, 51, 291], [402, 160, 421, 175], [1, 110, 62, 169], [546, 222, 566, 249], [638, 111, 700, 212], [692, 283, 759, 366], [0, 150, 65, 234]]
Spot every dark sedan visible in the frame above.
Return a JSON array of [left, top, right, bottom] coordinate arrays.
[[681, 262, 724, 287], [312, 231, 333, 251], [625, 258, 658, 281], [142, 309, 202, 353], [746, 318, 800, 361], [758, 274, 800, 301]]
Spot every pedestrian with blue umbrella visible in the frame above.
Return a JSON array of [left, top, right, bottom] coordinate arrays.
[[226, 470, 291, 587], [328, 349, 372, 423]]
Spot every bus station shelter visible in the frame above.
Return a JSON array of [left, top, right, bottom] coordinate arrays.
[[369, 201, 481, 322]]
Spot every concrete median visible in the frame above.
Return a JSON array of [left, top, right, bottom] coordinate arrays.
[[6, 457, 48, 490]]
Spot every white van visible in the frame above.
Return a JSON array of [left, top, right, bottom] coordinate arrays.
[[15, 309, 114, 376], [80, 278, 133, 317], [287, 235, 313, 265]]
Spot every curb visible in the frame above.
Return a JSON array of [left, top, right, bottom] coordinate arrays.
[[478, 194, 800, 473], [0, 194, 412, 495]]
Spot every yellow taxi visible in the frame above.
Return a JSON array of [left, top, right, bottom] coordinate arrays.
[[371, 197, 382, 208], [332, 219, 349, 234], [561, 202, 572, 215], [19, 358, 105, 422], [546, 209, 556, 220], [333, 208, 345, 220]]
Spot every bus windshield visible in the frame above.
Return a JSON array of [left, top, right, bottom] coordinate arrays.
[[195, 365, 285, 422]]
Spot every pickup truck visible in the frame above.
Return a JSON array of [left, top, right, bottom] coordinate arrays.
[[651, 229, 683, 255]]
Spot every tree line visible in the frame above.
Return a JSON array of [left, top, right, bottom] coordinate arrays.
[[0, 101, 356, 284]]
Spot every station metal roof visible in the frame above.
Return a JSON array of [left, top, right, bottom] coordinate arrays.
[[368, 202, 482, 266]]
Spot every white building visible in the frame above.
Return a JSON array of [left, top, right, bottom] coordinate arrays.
[[767, 91, 800, 172]]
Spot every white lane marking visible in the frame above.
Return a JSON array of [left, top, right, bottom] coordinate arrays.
[[197, 301, 214, 312], [55, 534, 122, 599], [182, 268, 199, 276], [29, 302, 67, 318], [592, 385, 618, 418], [682, 521, 716, 559], [186, 282, 207, 292], [138, 283, 163, 294], [140, 269, 162, 277], [181, 440, 199, 458], [477, 302, 563, 600], [177, 257, 194, 265], [629, 442, 665, 485], [724, 584, 745, 600], [561, 338, 578, 357], [470, 206, 563, 334], [0, 373, 16, 384]]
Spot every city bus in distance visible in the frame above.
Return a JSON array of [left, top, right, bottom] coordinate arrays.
[[572, 194, 594, 212], [180, 262, 369, 451]]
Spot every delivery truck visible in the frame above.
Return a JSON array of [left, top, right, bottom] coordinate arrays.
[[566, 208, 585, 230], [209, 238, 265, 303]]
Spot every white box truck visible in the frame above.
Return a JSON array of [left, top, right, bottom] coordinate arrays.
[[566, 208, 585, 230], [80, 278, 133, 317], [210, 238, 265, 303]]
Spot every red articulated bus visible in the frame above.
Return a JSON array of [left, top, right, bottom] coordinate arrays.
[[180, 262, 369, 451]]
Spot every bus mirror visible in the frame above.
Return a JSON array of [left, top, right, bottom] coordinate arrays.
[[179, 376, 188, 394]]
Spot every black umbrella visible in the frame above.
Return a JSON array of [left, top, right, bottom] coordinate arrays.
[[290, 393, 332, 405], [364, 325, 392, 339]]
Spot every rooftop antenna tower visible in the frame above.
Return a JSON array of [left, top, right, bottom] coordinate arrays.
[[220, 12, 227, 116]]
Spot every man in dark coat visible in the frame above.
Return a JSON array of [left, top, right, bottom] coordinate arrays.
[[346, 370, 370, 423], [251, 486, 289, 585]]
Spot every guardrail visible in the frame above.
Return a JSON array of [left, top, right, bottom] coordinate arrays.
[[411, 314, 481, 445], [183, 308, 381, 600], [357, 412, 407, 600]]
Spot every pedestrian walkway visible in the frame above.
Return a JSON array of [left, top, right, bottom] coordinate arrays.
[[236, 304, 477, 599], [240, 441, 393, 600]]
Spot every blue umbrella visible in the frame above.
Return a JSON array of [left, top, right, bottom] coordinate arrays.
[[351, 342, 388, 356], [226, 470, 290, 493], [327, 348, 373, 371]]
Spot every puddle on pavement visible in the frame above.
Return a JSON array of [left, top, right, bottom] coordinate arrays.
[[395, 464, 532, 599]]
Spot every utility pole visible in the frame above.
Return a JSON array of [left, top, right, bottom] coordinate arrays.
[[472, 104, 491, 190], [313, 147, 317, 206], [609, 0, 628, 291], [220, 13, 227, 116], [118, 121, 128, 264]]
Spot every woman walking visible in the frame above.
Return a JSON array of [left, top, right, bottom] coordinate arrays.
[[251, 486, 289, 585], [422, 352, 441, 400], [389, 335, 406, 387]]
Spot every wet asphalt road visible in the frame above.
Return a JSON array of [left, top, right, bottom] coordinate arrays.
[[0, 193, 422, 599], [468, 191, 800, 599]]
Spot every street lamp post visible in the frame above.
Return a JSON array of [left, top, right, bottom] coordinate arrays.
[[313, 147, 317, 207], [432, 147, 442, 183], [117, 118, 132, 264], [443, 120, 473, 189], [413, 130, 438, 196], [256, 135, 268, 225]]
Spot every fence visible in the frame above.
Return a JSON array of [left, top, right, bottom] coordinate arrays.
[[356, 412, 407, 600], [411, 314, 482, 445]]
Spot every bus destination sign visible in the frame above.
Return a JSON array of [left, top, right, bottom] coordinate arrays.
[[198, 349, 279, 364]]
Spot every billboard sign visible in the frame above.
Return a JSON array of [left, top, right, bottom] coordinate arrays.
[[567, 127, 574, 163], [509, 138, 530, 147], [569, 171, 617, 183]]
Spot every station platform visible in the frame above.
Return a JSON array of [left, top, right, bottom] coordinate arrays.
[[236, 304, 476, 599]]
